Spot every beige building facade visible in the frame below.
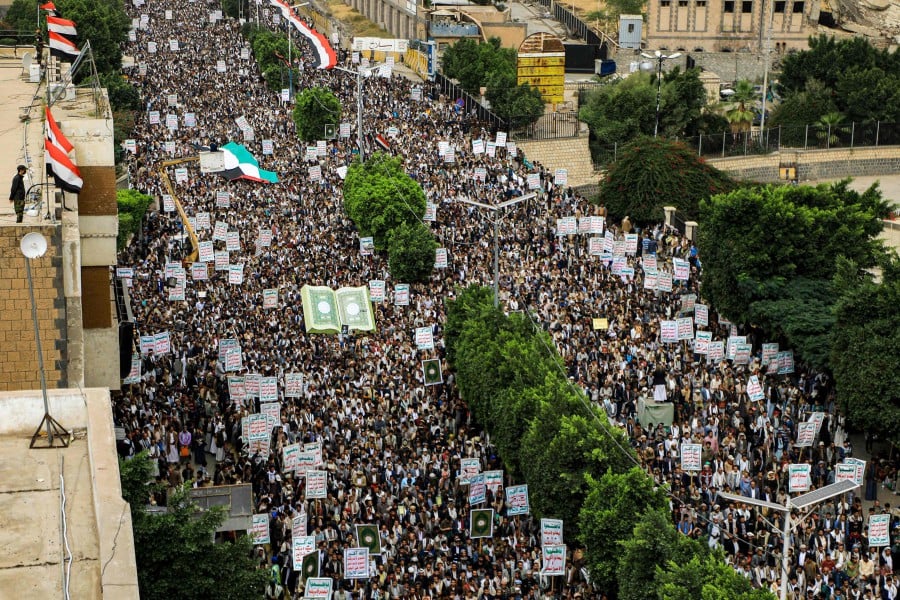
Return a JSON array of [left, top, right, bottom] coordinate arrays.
[[646, 0, 820, 53]]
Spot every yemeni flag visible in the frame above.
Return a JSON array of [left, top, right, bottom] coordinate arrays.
[[355, 524, 381, 555], [45, 139, 83, 193], [47, 16, 77, 41], [374, 134, 391, 153], [41, 2, 59, 16], [46, 107, 73, 154], [268, 0, 336, 69], [49, 30, 79, 60], [301, 551, 319, 580], [216, 142, 278, 183]]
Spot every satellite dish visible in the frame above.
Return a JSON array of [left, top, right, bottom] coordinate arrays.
[[20, 232, 48, 259], [22, 53, 32, 71]]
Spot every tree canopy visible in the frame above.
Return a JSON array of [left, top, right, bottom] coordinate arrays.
[[292, 86, 341, 142], [484, 69, 545, 129], [387, 221, 437, 283], [441, 37, 516, 96], [1, 0, 37, 37], [58, 0, 131, 75], [831, 256, 900, 445], [698, 180, 890, 367], [120, 453, 267, 600], [598, 136, 736, 225]]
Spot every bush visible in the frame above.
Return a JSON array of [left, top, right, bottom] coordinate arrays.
[[117, 189, 153, 249], [292, 87, 341, 142], [387, 221, 437, 283]]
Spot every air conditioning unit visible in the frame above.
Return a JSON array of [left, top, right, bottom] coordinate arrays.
[[49, 83, 76, 102]]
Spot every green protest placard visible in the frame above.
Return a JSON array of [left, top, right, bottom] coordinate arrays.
[[355, 524, 382, 555], [302, 551, 320, 580], [422, 359, 443, 386], [470, 508, 494, 539]]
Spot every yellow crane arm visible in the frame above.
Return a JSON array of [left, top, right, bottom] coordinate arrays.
[[157, 157, 201, 264]]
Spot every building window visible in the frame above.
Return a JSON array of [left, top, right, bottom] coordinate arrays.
[[678, 0, 688, 6], [724, 0, 734, 11], [792, 0, 804, 10], [696, 0, 707, 6], [774, 0, 785, 10], [742, 0, 753, 11], [627, 23, 635, 32], [660, 0, 671, 6]]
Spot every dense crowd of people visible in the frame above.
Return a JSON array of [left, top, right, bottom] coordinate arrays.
[[111, 0, 900, 598]]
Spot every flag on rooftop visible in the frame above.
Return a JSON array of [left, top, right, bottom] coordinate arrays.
[[47, 16, 78, 41], [40, 2, 59, 16], [45, 140, 83, 194], [48, 30, 79, 60]]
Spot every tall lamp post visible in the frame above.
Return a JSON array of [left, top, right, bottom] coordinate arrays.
[[20, 232, 69, 449], [459, 193, 535, 307], [333, 63, 381, 161], [641, 50, 682, 138], [286, 2, 310, 99], [718, 479, 859, 600]]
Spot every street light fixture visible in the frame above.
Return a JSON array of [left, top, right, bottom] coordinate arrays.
[[286, 2, 311, 99], [459, 193, 536, 307], [641, 50, 682, 138], [20, 232, 69, 449], [717, 479, 859, 600], [333, 63, 381, 161]]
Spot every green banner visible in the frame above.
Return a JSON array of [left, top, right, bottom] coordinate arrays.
[[422, 359, 442, 386], [470, 508, 494, 539], [336, 286, 376, 331], [355, 524, 382, 555], [302, 551, 319, 580], [301, 285, 340, 333]]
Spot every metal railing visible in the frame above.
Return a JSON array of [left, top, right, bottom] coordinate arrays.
[[591, 121, 900, 165], [512, 111, 580, 141], [432, 71, 507, 129], [552, 3, 603, 46]]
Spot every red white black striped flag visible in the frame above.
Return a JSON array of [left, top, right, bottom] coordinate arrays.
[[48, 30, 79, 60]]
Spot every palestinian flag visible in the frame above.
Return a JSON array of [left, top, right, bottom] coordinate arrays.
[[268, 0, 337, 69], [422, 359, 442, 386], [45, 139, 83, 193], [301, 551, 319, 580], [41, 2, 59, 16], [217, 142, 278, 183], [47, 16, 77, 41], [470, 508, 494, 539], [355, 524, 381, 555], [49, 30, 79, 60]]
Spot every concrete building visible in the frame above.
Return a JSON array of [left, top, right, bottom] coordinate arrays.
[[646, 0, 820, 53], [344, 0, 424, 40], [0, 388, 140, 599], [0, 49, 120, 392]]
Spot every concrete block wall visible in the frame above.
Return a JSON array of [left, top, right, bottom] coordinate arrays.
[[516, 134, 598, 188], [0, 226, 67, 391], [708, 146, 900, 183]]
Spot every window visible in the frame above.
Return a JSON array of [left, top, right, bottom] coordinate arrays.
[[661, 0, 671, 6], [696, 0, 706, 6], [792, 0, 804, 11], [627, 23, 635, 32], [774, 0, 785, 11], [742, 0, 753, 12], [724, 0, 734, 11], [678, 0, 688, 6]]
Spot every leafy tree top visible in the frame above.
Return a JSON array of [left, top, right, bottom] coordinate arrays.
[[292, 86, 341, 142], [598, 135, 735, 224], [58, 0, 131, 75], [441, 37, 516, 96]]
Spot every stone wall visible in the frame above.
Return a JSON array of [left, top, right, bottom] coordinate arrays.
[[611, 48, 770, 83], [708, 146, 900, 183], [0, 226, 67, 390]]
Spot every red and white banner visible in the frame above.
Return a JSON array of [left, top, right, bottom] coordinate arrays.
[[45, 139, 83, 194], [47, 16, 77, 40], [268, 0, 336, 69], [49, 30, 79, 59]]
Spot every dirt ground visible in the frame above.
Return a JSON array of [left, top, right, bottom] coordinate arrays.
[[325, 0, 392, 38]]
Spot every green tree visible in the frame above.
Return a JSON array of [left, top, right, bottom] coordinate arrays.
[[343, 152, 426, 249], [768, 79, 837, 146], [441, 37, 517, 96], [655, 551, 776, 600], [724, 79, 756, 134], [117, 189, 153, 249], [815, 110, 847, 148], [444, 284, 496, 366], [58, 0, 130, 75], [597, 135, 735, 224], [2, 0, 37, 38], [387, 221, 437, 282], [101, 72, 141, 112], [832, 256, 900, 445], [835, 66, 900, 124], [292, 86, 341, 142], [120, 453, 267, 600], [484, 69, 544, 129], [698, 180, 889, 366], [617, 508, 703, 600], [578, 467, 669, 597]]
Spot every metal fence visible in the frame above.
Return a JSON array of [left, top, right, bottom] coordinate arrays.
[[592, 121, 900, 165], [552, 3, 603, 46], [432, 72, 507, 130], [512, 111, 580, 141]]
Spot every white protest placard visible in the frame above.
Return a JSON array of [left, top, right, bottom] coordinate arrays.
[[316, 140, 327, 157], [340, 122, 351, 137], [657, 271, 673, 292], [694, 303, 709, 326], [248, 413, 269, 441], [153, 331, 171, 355], [394, 284, 409, 306], [496, 131, 508, 146], [624, 233, 639, 254], [459, 457, 480, 484], [283, 443, 301, 472], [746, 375, 765, 401], [344, 548, 369, 579], [184, 113, 196, 127], [148, 110, 160, 125], [147, 41, 157, 53], [681, 443, 702, 472], [292, 537, 316, 569], [707, 341, 725, 362], [245, 374, 261, 398], [168, 39, 179, 52], [225, 231, 240, 252], [262, 139, 274, 155], [174, 168, 188, 183], [424, 202, 437, 221], [588, 237, 603, 256], [468, 473, 486, 505], [214, 251, 229, 271], [777, 351, 795, 374], [540, 518, 563, 547], [676, 317, 694, 340], [228, 264, 244, 285], [472, 139, 484, 154], [556, 217, 577, 236], [368, 280, 385, 303], [505, 484, 529, 515], [306, 470, 328, 499], [216, 59, 226, 73], [694, 330, 712, 354], [164, 140, 176, 154], [415, 326, 434, 351], [869, 514, 891, 547], [263, 288, 278, 309], [527, 173, 541, 190], [796, 422, 816, 447], [484, 470, 504, 492], [259, 377, 278, 403], [295, 452, 318, 475], [541, 545, 566, 576], [305, 578, 333, 599], [554, 169, 568, 186], [116, 267, 134, 280], [304, 441, 323, 466], [673, 258, 691, 281], [835, 463, 858, 484], [251, 513, 270, 545], [224, 347, 243, 372], [434, 247, 448, 268], [285, 373, 302, 397], [240, 47, 249, 60], [789, 464, 811, 492], [660, 320, 678, 344], [292, 513, 307, 539], [846, 458, 866, 486]]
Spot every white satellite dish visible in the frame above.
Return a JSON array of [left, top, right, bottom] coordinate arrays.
[[20, 232, 48, 259]]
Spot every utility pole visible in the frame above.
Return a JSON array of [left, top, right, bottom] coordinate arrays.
[[759, 0, 774, 138]]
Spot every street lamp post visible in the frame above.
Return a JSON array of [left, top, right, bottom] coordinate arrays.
[[641, 50, 682, 138], [759, 0, 775, 141], [459, 194, 535, 307], [718, 479, 859, 600], [333, 63, 380, 161], [286, 2, 311, 99]]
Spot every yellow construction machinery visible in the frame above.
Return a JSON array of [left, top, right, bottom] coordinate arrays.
[[158, 157, 201, 264]]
